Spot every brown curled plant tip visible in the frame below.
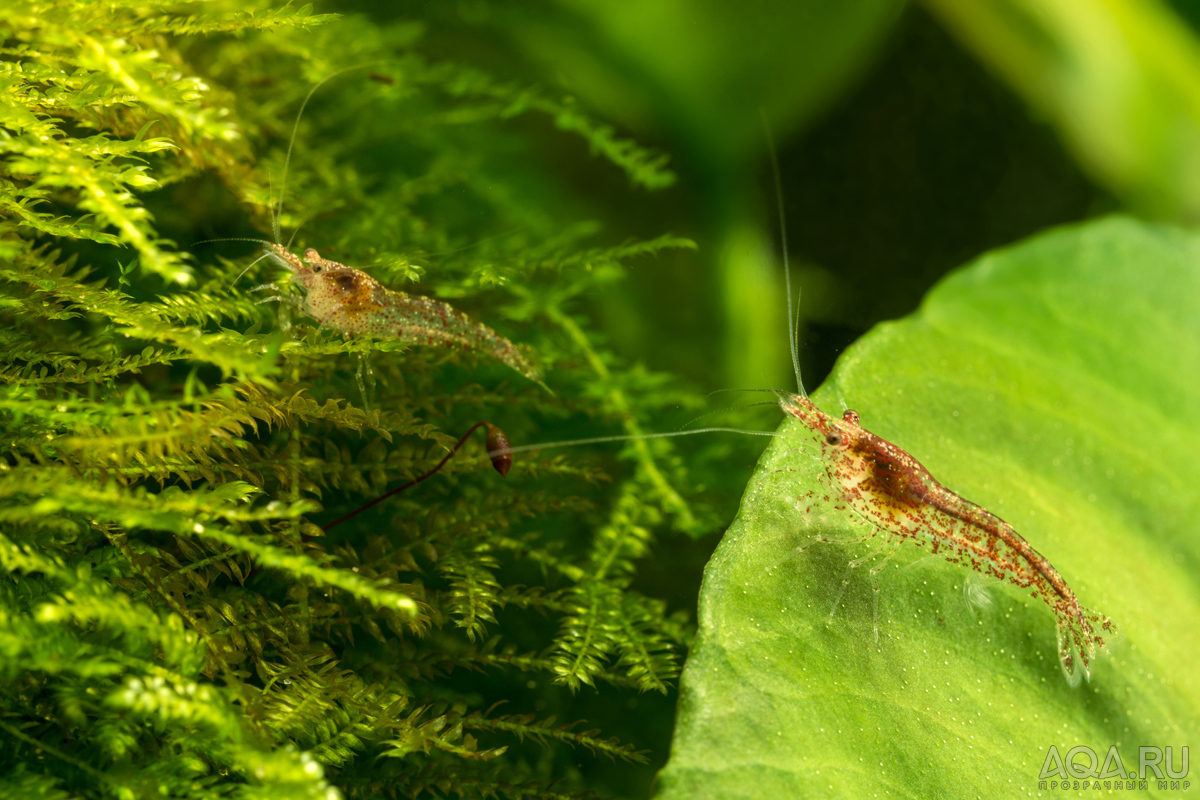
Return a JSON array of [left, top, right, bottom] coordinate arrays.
[[485, 422, 512, 477], [320, 420, 511, 532]]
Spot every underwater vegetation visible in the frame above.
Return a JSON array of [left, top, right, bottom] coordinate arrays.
[[2, 1, 1198, 799]]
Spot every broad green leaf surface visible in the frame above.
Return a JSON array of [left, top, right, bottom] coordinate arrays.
[[657, 217, 1200, 798]]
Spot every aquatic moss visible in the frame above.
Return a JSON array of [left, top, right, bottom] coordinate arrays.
[[0, 3, 714, 797]]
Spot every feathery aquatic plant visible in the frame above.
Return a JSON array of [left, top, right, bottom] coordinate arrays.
[[0, 3, 717, 797]]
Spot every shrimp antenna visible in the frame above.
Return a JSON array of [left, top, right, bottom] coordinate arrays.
[[316, 422, 781, 535], [760, 109, 805, 399], [192, 237, 275, 248], [707, 387, 789, 398], [424, 225, 529, 260], [276, 63, 390, 247], [487, 426, 778, 460], [190, 237, 278, 283], [681, 401, 783, 429], [283, 208, 320, 253]]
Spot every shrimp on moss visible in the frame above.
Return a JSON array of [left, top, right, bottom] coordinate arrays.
[[258, 243, 546, 389], [227, 67, 546, 390]]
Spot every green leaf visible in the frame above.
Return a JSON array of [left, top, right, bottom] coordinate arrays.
[[925, 0, 1200, 219], [657, 216, 1200, 797]]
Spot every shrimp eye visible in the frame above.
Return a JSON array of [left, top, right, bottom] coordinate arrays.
[[826, 432, 842, 445]]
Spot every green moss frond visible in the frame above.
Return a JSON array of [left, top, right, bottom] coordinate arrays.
[[1, 4, 721, 797]]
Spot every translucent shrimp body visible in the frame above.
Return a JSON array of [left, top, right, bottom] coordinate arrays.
[[263, 243, 545, 388], [779, 391, 1117, 685]]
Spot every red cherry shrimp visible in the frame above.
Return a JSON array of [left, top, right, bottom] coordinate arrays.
[[756, 117, 1116, 685]]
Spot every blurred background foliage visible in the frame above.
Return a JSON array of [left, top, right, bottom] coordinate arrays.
[[5, 0, 1200, 797], [424, 0, 1200, 398]]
